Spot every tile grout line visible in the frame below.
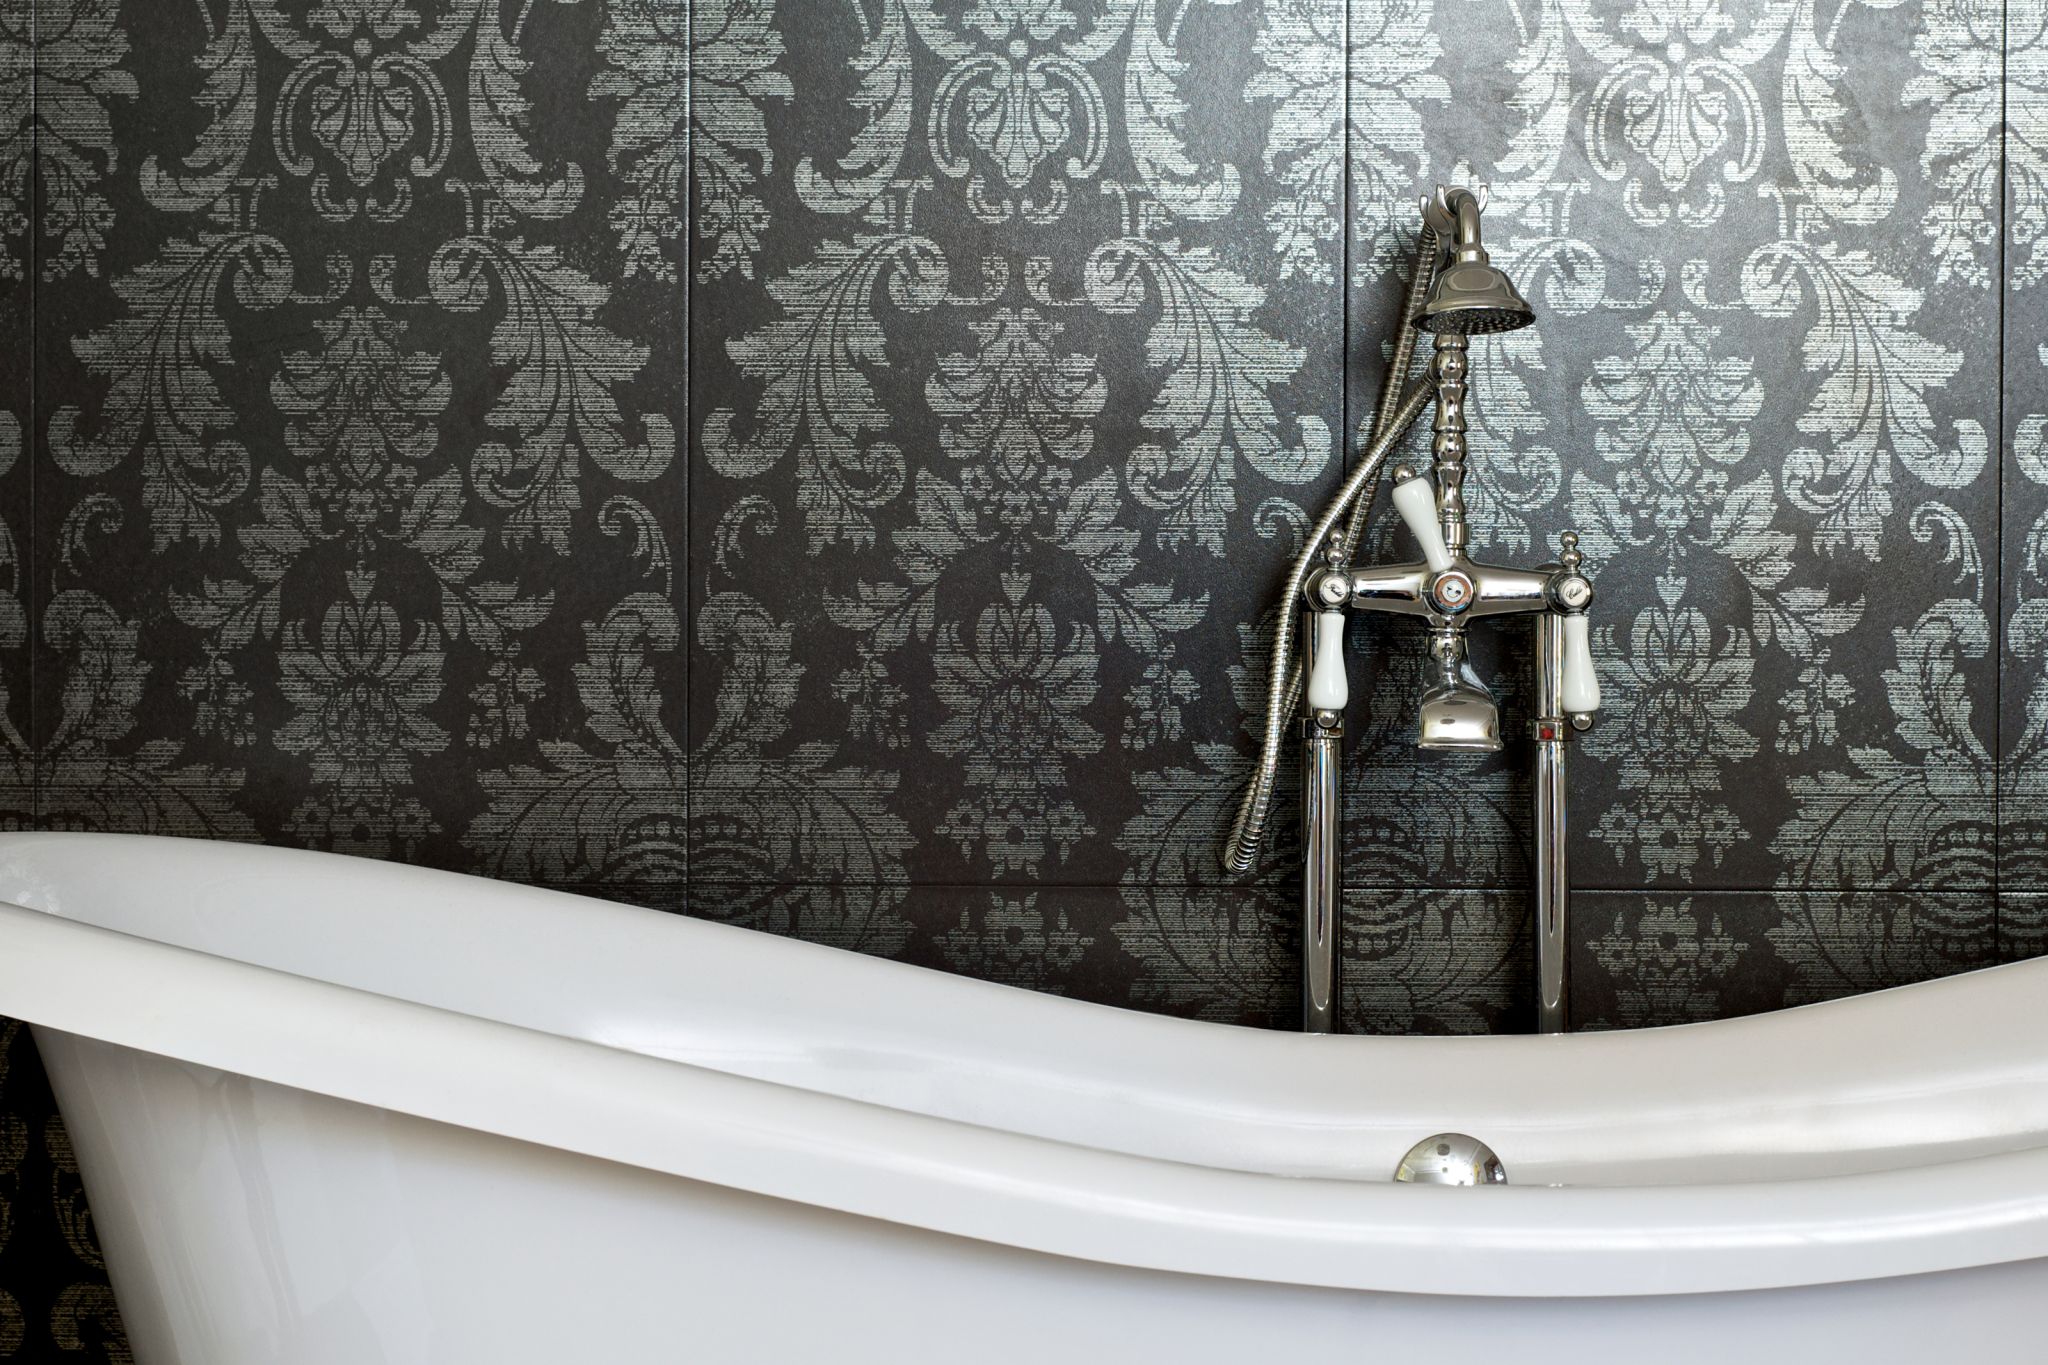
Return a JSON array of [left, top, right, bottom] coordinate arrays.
[[1996, 0, 2009, 946], [27, 0, 37, 836], [683, 0, 694, 911], [673, 881, 2000, 897]]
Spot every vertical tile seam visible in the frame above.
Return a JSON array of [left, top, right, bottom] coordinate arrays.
[[683, 0, 694, 911], [1341, 0, 1352, 475], [1997, 0, 2010, 939], [27, 0, 37, 834]]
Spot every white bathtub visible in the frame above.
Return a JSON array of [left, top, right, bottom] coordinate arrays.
[[1, 832, 2046, 1363]]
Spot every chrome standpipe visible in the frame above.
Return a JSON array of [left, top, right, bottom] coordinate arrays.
[[1533, 613, 1570, 1034], [1534, 534, 1599, 1034], [1301, 705, 1343, 1034], [1301, 588, 1350, 1033]]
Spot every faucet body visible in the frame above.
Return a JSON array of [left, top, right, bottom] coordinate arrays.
[[1237, 186, 1600, 1036]]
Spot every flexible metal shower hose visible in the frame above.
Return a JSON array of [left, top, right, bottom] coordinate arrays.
[[1219, 228, 1440, 876]]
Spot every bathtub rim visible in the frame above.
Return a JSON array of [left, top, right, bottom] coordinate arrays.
[[5, 894, 2048, 1300]]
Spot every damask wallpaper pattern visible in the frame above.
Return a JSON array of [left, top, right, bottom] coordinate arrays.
[[0, 0, 2042, 1355]]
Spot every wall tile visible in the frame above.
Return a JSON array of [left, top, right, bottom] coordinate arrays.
[[26, 2, 685, 881], [463, 0, 692, 900], [1105, 881, 1302, 1028], [0, 1022, 127, 1362], [895, 885, 1136, 1007], [1572, 890, 1998, 1031], [2002, 893, 2048, 963], [1342, 885, 1531, 1034], [2005, 6, 2048, 890], [0, 0, 26, 835], [1346, 0, 2006, 900], [686, 0, 1344, 889]]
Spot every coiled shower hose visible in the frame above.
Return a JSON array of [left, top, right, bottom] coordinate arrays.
[[1219, 227, 1441, 875]]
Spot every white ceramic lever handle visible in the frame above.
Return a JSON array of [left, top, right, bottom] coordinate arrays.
[[1561, 612, 1600, 713], [1307, 611, 1348, 711], [1392, 473, 1454, 573]]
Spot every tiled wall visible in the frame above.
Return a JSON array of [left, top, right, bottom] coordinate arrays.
[[0, 0, 2042, 1354]]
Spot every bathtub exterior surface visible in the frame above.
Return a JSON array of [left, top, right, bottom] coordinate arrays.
[[3, 833, 2048, 1363]]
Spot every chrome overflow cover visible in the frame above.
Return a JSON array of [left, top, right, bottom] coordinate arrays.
[[1394, 1133, 1507, 1185]]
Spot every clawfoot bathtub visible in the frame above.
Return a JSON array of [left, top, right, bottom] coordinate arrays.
[[2, 834, 2046, 1363]]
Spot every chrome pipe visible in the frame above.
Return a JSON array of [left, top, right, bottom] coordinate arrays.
[[1301, 690, 1343, 1031], [1532, 611, 1569, 1035]]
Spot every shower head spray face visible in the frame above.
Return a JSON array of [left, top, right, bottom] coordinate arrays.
[[1412, 260, 1535, 335]]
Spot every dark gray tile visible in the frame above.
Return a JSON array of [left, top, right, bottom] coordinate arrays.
[[0, 1021, 128, 1361], [1112, 880, 1300, 1028], [26, 3, 690, 885], [2003, 39, 2048, 890], [1113, 879, 1529, 1036], [0, 397, 23, 830], [1342, 885, 1530, 1035], [686, 881, 1298, 1029], [2001, 894, 2048, 965], [0, 5, 25, 832], [2005, 344, 2048, 891], [688, 2, 1342, 888], [1344, 0, 2004, 897], [683, 880, 920, 964], [1341, 632, 1533, 890], [1572, 890, 1997, 1031], [887, 884, 1147, 1010]]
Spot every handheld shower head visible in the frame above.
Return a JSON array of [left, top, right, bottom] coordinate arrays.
[[1413, 186, 1534, 336]]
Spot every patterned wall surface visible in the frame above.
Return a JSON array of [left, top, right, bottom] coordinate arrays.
[[0, 0, 2043, 1353]]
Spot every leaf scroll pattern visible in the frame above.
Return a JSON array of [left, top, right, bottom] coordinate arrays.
[[25, 0, 678, 878], [701, 0, 1325, 898], [0, 0, 136, 282]]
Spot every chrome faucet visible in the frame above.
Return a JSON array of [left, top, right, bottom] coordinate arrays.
[[1222, 186, 1601, 1036]]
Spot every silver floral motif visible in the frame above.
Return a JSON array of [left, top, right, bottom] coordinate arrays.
[[1910, 0, 2044, 287], [797, 0, 1243, 224], [938, 891, 1094, 991], [1576, 311, 1765, 573], [1344, 888, 1527, 1034], [1766, 591, 1999, 996], [932, 583, 1103, 875], [1587, 595, 1758, 879], [1590, 899, 1746, 1027], [594, 0, 791, 281], [1497, 0, 1896, 230], [1345, 0, 1444, 277], [1248, 0, 1348, 282], [2002, 342, 2048, 892], [0, 0, 135, 281], [277, 592, 449, 854]]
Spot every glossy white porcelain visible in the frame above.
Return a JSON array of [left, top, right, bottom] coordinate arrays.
[[2, 832, 2046, 1363]]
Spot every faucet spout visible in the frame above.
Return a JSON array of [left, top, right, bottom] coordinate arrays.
[[1417, 628, 1503, 752]]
